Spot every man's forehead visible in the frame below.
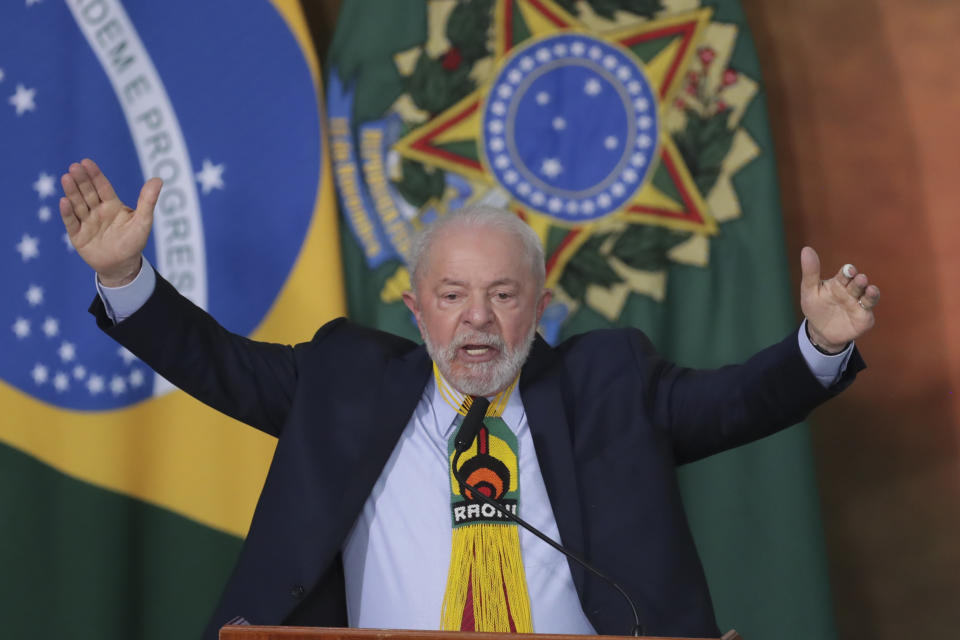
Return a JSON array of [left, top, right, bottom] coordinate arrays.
[[414, 222, 541, 293]]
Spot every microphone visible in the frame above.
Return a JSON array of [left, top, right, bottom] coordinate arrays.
[[453, 396, 490, 453], [450, 405, 645, 636]]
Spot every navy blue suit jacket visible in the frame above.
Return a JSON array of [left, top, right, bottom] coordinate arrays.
[[92, 274, 863, 639]]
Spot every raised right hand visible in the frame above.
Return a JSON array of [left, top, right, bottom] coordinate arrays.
[[59, 158, 161, 287]]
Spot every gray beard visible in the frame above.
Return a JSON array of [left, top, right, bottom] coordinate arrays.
[[422, 321, 537, 397]]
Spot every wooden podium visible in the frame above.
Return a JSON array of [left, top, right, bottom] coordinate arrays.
[[219, 627, 743, 640]]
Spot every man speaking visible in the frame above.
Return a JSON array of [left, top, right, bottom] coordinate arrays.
[[59, 158, 879, 638]]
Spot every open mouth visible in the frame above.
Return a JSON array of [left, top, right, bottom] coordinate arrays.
[[459, 344, 499, 360]]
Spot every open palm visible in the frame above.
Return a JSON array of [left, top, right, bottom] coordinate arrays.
[[800, 246, 880, 352], [59, 158, 161, 286]]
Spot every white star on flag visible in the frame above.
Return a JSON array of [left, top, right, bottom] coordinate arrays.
[[16, 234, 40, 261], [117, 346, 138, 365], [31, 364, 49, 385], [110, 375, 127, 395], [33, 172, 56, 199], [540, 158, 563, 179], [536, 91, 550, 106], [25, 284, 44, 306], [42, 316, 59, 338], [9, 84, 37, 115], [584, 78, 602, 96], [129, 369, 145, 388], [604, 136, 619, 150], [73, 365, 87, 380], [53, 372, 70, 392], [195, 159, 225, 195], [87, 374, 105, 395], [12, 317, 30, 339], [58, 341, 76, 362], [552, 117, 566, 131]]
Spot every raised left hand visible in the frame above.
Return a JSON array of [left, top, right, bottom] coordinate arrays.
[[800, 246, 880, 353]]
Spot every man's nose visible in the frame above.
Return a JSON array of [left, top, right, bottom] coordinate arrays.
[[463, 295, 494, 328]]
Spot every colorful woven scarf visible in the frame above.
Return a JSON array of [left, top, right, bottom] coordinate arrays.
[[435, 365, 533, 632]]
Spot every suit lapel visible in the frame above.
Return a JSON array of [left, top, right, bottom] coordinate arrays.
[[338, 343, 432, 529], [520, 335, 587, 596], [375, 344, 432, 458]]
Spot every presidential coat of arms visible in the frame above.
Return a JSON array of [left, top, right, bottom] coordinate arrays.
[[327, 0, 761, 341]]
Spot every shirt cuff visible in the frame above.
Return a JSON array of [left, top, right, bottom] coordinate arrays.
[[797, 319, 854, 388], [95, 257, 156, 324]]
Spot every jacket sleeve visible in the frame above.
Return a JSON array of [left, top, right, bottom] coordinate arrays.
[[626, 328, 865, 464], [89, 271, 344, 438]]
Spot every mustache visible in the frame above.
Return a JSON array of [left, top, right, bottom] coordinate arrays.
[[448, 331, 506, 351]]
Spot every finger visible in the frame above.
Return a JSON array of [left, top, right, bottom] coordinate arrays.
[[81, 158, 118, 203], [69, 161, 102, 211], [61, 168, 90, 221], [800, 246, 822, 295], [135, 177, 162, 230], [58, 196, 80, 237], [859, 284, 880, 311], [847, 272, 868, 299], [835, 262, 857, 286]]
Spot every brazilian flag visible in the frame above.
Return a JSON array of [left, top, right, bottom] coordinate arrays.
[[326, 1, 836, 638], [0, 1, 342, 638]]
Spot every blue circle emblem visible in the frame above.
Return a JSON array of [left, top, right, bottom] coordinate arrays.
[[482, 34, 659, 221]]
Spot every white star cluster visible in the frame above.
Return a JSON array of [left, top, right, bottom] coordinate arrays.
[[10, 163, 157, 403], [482, 34, 659, 221]]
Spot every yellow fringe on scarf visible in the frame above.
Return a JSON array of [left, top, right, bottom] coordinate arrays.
[[441, 523, 533, 632], [436, 365, 530, 631]]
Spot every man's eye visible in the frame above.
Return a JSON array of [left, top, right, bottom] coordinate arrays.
[[443, 293, 459, 300], [495, 292, 513, 300]]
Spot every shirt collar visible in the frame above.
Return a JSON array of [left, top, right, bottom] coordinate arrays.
[[431, 366, 523, 439]]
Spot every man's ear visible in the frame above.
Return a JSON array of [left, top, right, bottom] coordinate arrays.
[[402, 290, 421, 326], [535, 288, 553, 323]]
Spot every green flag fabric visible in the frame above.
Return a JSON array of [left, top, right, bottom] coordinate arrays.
[[0, 1, 344, 637], [326, 1, 835, 638]]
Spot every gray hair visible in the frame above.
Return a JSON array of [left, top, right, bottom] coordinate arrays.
[[407, 205, 546, 293]]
